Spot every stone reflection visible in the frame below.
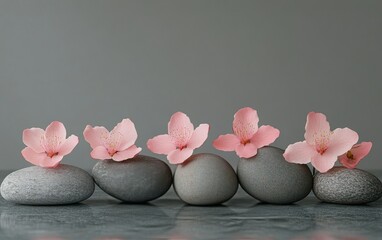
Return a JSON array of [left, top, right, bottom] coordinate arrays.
[[171, 204, 243, 239], [0, 204, 94, 239], [233, 203, 315, 239], [90, 203, 175, 239], [0, 201, 175, 240], [94, 237, 127, 240], [1, 190, 380, 240], [32, 237, 67, 240], [308, 203, 382, 238]]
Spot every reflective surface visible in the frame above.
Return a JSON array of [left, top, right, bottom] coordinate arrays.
[[1, 171, 381, 240]]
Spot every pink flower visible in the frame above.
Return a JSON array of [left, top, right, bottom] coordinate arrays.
[[213, 107, 280, 158], [21, 121, 79, 168], [147, 112, 209, 164], [339, 142, 372, 169], [283, 112, 359, 173], [83, 118, 142, 161]]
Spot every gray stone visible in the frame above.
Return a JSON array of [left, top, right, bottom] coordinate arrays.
[[173, 153, 238, 205], [0, 164, 95, 205], [237, 146, 313, 204], [313, 166, 382, 204], [92, 155, 172, 203]]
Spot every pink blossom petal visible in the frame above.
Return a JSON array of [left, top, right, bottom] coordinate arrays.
[[90, 146, 111, 160], [283, 141, 316, 164], [187, 124, 209, 149], [167, 148, 193, 164], [311, 153, 338, 173], [112, 145, 142, 161], [168, 112, 194, 147], [83, 125, 109, 148], [147, 134, 176, 154], [251, 125, 280, 149], [235, 143, 258, 158], [233, 107, 259, 141], [304, 112, 331, 145], [348, 141, 372, 161], [44, 155, 64, 168], [339, 142, 372, 169], [213, 134, 240, 151], [325, 128, 359, 157], [45, 121, 67, 141], [58, 135, 79, 156], [21, 147, 62, 168], [22, 128, 45, 153], [111, 118, 138, 151], [21, 147, 47, 166]]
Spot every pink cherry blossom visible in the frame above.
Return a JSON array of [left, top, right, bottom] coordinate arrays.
[[283, 112, 359, 173], [83, 118, 142, 161], [339, 142, 372, 169], [147, 112, 209, 164], [21, 121, 79, 168], [213, 107, 280, 158]]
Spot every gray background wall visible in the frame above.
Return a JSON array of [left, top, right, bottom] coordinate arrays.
[[0, 0, 381, 170]]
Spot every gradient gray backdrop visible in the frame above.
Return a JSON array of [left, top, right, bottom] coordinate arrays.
[[0, 0, 381, 170]]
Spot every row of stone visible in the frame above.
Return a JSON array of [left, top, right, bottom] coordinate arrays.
[[1, 146, 382, 205]]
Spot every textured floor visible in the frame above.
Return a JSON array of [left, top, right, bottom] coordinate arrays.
[[0, 171, 381, 240]]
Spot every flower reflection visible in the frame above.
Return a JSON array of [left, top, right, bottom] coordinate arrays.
[[293, 232, 367, 240], [33, 237, 66, 240]]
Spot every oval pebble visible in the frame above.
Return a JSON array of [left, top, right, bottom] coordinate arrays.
[[173, 153, 238, 205], [313, 166, 382, 204], [237, 146, 313, 204], [92, 155, 172, 203], [1, 164, 95, 205]]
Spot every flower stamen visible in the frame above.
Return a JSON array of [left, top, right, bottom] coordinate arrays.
[[346, 150, 354, 160], [314, 131, 332, 155], [170, 126, 192, 148]]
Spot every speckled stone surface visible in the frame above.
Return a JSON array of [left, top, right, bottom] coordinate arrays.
[[237, 146, 313, 204], [0, 164, 94, 205], [173, 153, 238, 205], [92, 155, 172, 203], [313, 166, 382, 204]]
